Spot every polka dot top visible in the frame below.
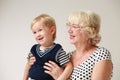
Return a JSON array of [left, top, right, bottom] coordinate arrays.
[[68, 47, 112, 80]]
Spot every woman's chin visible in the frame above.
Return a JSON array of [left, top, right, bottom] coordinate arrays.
[[70, 41, 75, 44]]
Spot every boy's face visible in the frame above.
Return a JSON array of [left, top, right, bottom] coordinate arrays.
[[31, 21, 55, 46]]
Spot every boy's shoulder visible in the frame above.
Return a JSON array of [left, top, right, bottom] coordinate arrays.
[[55, 43, 62, 47], [30, 44, 39, 51], [32, 44, 39, 47]]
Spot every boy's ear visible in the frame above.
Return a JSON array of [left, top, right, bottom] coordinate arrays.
[[51, 26, 56, 34]]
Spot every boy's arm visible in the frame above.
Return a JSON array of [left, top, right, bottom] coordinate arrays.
[[57, 61, 73, 80]]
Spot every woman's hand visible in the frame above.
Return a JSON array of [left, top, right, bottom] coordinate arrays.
[[23, 54, 36, 80], [28, 54, 36, 66], [44, 61, 63, 80]]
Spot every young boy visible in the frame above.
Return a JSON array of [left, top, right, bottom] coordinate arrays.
[[23, 14, 73, 80]]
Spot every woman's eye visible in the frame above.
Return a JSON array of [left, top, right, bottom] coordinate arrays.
[[33, 31, 36, 34], [38, 29, 42, 31], [73, 25, 77, 28]]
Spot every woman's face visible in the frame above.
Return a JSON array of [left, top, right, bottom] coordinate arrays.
[[67, 23, 89, 45]]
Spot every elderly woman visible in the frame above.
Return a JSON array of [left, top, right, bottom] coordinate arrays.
[[28, 11, 113, 80]]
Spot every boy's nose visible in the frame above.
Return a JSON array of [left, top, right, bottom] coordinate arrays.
[[35, 32, 41, 37]]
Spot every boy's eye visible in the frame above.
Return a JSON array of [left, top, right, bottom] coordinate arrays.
[[32, 28, 43, 34]]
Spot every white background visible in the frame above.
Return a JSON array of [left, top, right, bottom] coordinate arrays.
[[0, 0, 120, 80]]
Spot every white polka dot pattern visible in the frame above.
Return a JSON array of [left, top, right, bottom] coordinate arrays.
[[69, 47, 112, 80]]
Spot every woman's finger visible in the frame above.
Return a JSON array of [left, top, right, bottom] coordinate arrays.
[[29, 53, 33, 57], [28, 55, 36, 66], [43, 65, 52, 71], [44, 70, 51, 75], [30, 56, 36, 60], [27, 53, 33, 59], [44, 62, 55, 69], [44, 69, 59, 80], [48, 61, 59, 68]]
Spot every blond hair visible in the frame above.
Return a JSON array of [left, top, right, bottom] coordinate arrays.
[[67, 11, 101, 45], [31, 14, 56, 41]]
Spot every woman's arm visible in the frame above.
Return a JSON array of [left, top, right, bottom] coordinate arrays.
[[23, 62, 31, 80], [91, 60, 113, 80], [57, 61, 73, 80], [23, 54, 36, 80]]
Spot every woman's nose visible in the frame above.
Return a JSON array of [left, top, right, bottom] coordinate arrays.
[[68, 27, 72, 33]]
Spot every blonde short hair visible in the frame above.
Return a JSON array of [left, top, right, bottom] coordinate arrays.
[[31, 14, 56, 41], [67, 11, 101, 45]]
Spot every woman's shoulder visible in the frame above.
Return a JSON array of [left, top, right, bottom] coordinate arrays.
[[96, 46, 111, 55], [94, 46, 112, 61]]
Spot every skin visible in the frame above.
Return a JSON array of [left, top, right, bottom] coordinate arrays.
[[91, 60, 113, 80]]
